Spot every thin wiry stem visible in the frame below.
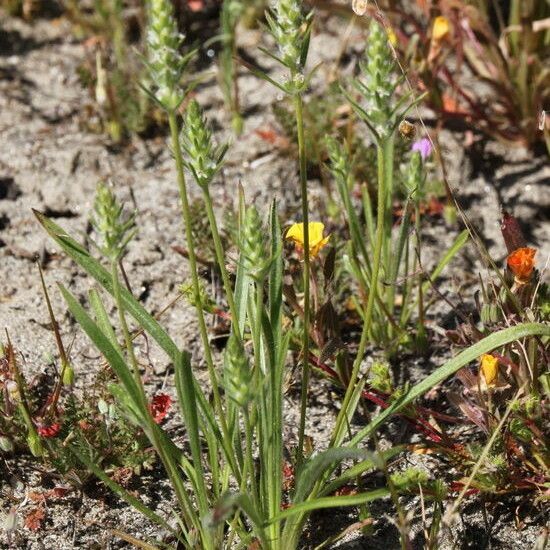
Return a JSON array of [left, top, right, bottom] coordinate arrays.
[[294, 94, 311, 469], [168, 111, 237, 478]]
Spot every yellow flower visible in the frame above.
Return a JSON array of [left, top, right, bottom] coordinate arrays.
[[432, 16, 450, 41], [286, 222, 330, 259], [480, 354, 499, 386], [386, 27, 397, 47]]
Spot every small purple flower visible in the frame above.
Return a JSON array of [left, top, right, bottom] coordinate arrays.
[[412, 138, 433, 160]]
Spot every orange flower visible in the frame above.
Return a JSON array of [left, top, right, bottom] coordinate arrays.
[[480, 354, 498, 386], [507, 247, 536, 283]]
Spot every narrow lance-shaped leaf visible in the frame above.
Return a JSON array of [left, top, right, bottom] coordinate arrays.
[[274, 488, 391, 524], [349, 322, 550, 447], [59, 284, 143, 405], [34, 210, 179, 361], [69, 443, 184, 543]]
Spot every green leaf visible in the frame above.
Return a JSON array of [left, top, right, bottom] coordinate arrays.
[[268, 200, 283, 366], [233, 191, 252, 339], [331, 378, 366, 448], [349, 322, 550, 447], [273, 488, 391, 524], [89, 287, 120, 351], [294, 448, 374, 505], [204, 493, 268, 547], [239, 57, 288, 94], [59, 284, 143, 405], [340, 85, 380, 143], [34, 211, 180, 362], [321, 446, 405, 497], [174, 350, 209, 515], [68, 444, 183, 542], [424, 229, 469, 294]]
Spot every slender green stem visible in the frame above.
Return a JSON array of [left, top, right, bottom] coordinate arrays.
[[414, 203, 426, 342], [168, 112, 233, 453], [10, 351, 43, 455], [201, 187, 242, 341], [251, 281, 266, 488], [243, 408, 260, 514], [268, 332, 283, 550], [110, 257, 207, 542], [382, 137, 395, 276], [111, 259, 143, 395], [329, 136, 391, 449], [294, 93, 311, 469]]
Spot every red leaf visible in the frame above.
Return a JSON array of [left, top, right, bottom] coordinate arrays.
[[501, 211, 527, 253], [24, 507, 45, 532]]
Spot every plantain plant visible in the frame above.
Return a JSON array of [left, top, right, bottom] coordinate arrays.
[[26, 1, 550, 548]]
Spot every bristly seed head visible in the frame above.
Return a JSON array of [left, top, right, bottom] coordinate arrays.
[[403, 148, 424, 199], [348, 19, 402, 141], [182, 100, 228, 187], [145, 0, 187, 111], [241, 205, 270, 280], [266, 0, 312, 92], [224, 334, 254, 407], [92, 182, 137, 260]]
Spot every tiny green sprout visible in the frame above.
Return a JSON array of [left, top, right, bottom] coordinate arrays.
[[390, 467, 428, 493], [182, 100, 228, 188], [369, 362, 393, 394], [91, 182, 137, 261], [179, 279, 216, 312]]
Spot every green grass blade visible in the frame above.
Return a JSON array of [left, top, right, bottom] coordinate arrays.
[[423, 229, 469, 294], [321, 446, 405, 497], [268, 199, 283, 365], [294, 448, 375, 504], [332, 377, 366, 448], [89, 287, 120, 351], [68, 444, 184, 542], [272, 488, 391, 523], [174, 350, 209, 514], [349, 322, 550, 447], [59, 284, 142, 404], [34, 210, 179, 361]]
